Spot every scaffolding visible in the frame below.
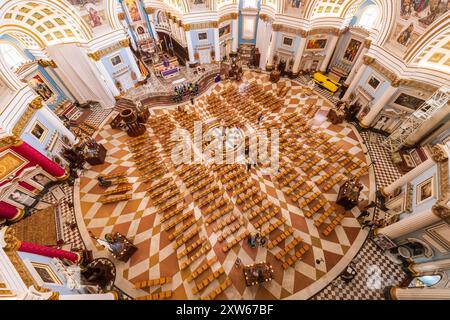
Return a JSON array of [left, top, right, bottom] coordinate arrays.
[[382, 86, 450, 153]]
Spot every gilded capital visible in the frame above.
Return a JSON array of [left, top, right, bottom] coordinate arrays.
[[88, 52, 101, 61], [118, 12, 125, 20], [119, 38, 131, 48], [430, 144, 448, 162], [364, 39, 372, 48], [0, 135, 22, 149], [272, 24, 282, 32], [363, 55, 375, 65], [38, 59, 57, 68], [145, 7, 155, 14], [230, 13, 239, 19], [30, 96, 43, 109]]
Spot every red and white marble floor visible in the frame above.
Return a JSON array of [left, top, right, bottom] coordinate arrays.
[[74, 71, 376, 300]]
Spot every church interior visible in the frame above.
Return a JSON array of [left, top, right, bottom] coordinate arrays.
[[0, 0, 449, 301]]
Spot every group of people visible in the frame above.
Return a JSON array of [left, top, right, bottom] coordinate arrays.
[[173, 82, 200, 103], [247, 233, 266, 248]]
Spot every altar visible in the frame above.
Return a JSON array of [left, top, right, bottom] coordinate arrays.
[[154, 56, 180, 79]]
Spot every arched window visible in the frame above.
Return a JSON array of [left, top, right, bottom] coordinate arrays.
[[0, 43, 27, 71], [357, 5, 378, 30], [408, 275, 442, 288], [242, 0, 258, 9]]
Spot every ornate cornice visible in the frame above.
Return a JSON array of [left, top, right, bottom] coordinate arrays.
[[88, 39, 130, 61], [219, 13, 238, 24], [184, 21, 219, 31], [37, 60, 57, 68], [273, 25, 307, 37], [308, 27, 340, 36], [363, 56, 438, 91], [364, 39, 372, 49]]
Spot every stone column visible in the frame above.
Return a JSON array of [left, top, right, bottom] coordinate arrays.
[[342, 56, 371, 101], [94, 60, 121, 97], [360, 83, 399, 128], [409, 258, 450, 275], [185, 28, 195, 63], [0, 202, 24, 222], [266, 27, 279, 69], [258, 18, 272, 69], [292, 35, 307, 76], [214, 27, 221, 62], [320, 35, 339, 72], [18, 241, 81, 264], [232, 14, 239, 52], [389, 287, 450, 300], [376, 208, 440, 240], [345, 40, 371, 86], [380, 157, 435, 197]]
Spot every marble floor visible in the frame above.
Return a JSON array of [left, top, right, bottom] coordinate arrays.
[[73, 71, 379, 300]]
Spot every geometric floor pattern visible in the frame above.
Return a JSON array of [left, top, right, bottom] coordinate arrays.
[[312, 239, 407, 300], [359, 131, 402, 189], [78, 71, 375, 300]]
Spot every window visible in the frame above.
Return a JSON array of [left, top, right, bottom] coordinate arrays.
[[408, 275, 442, 288], [357, 5, 378, 30], [242, 0, 257, 9], [0, 43, 28, 70]]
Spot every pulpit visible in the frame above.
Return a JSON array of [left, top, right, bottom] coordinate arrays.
[[336, 178, 363, 210], [270, 70, 281, 83], [120, 108, 146, 137]]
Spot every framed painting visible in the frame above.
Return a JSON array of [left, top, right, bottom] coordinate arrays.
[[282, 36, 293, 47], [392, 92, 426, 110], [306, 39, 327, 50], [110, 54, 123, 67], [198, 32, 208, 41], [343, 39, 362, 63], [416, 177, 434, 205], [31, 262, 62, 285], [367, 75, 381, 91], [30, 121, 48, 143]]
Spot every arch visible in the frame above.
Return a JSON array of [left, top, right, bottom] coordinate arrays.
[[404, 13, 450, 65], [105, 0, 122, 31], [0, 0, 93, 45]]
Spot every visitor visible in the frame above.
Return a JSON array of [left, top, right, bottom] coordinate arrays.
[[357, 210, 370, 220], [190, 97, 194, 105], [364, 201, 377, 209]]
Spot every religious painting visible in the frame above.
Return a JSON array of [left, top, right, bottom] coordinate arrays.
[[219, 24, 231, 38], [416, 177, 434, 204], [392, 92, 426, 110], [0, 151, 27, 183], [306, 39, 327, 50], [85, 3, 103, 28], [8, 189, 36, 207], [29, 75, 54, 102], [396, 23, 415, 47], [124, 0, 142, 22], [400, 0, 449, 28], [343, 39, 362, 62], [30, 121, 48, 142], [198, 32, 208, 41], [367, 75, 381, 90], [282, 36, 294, 47], [31, 173, 52, 187], [31, 262, 62, 285]]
